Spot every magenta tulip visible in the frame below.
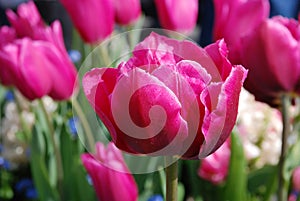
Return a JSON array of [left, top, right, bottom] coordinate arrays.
[[59, 0, 114, 44], [292, 167, 300, 191], [114, 0, 141, 25], [82, 32, 247, 159], [81, 142, 138, 201], [0, 1, 78, 100], [6, 1, 44, 39], [154, 0, 198, 34], [198, 139, 230, 184], [288, 167, 300, 201], [240, 16, 300, 106], [213, 0, 270, 63]]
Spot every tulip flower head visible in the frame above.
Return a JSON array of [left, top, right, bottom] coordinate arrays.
[[59, 0, 114, 44], [0, 1, 78, 100], [81, 142, 138, 201], [213, 0, 270, 63], [154, 0, 199, 34], [240, 16, 300, 106], [113, 0, 141, 25], [213, 0, 300, 107], [82, 32, 247, 159]]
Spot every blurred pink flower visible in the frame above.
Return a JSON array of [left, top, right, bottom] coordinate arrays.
[[81, 142, 138, 201], [6, 1, 44, 38], [82, 32, 247, 159], [292, 167, 300, 191], [213, 0, 300, 107], [59, 0, 114, 44], [288, 167, 300, 201], [240, 16, 300, 106], [114, 0, 141, 25], [213, 0, 270, 63], [198, 139, 230, 185], [0, 1, 77, 100], [154, 0, 199, 34]]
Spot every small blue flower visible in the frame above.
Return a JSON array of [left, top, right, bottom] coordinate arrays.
[[15, 178, 38, 200], [68, 117, 79, 137], [5, 90, 14, 101], [68, 50, 81, 63], [147, 194, 164, 201], [0, 157, 11, 170], [15, 179, 33, 192], [25, 187, 38, 199]]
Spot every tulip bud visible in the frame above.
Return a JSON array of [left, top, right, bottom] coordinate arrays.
[[114, 0, 141, 25], [154, 0, 198, 34], [81, 142, 138, 201], [59, 0, 114, 44]]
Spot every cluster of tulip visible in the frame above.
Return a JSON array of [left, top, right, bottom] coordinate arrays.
[[0, 0, 300, 201]]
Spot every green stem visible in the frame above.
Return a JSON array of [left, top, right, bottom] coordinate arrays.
[[72, 98, 95, 152], [278, 94, 290, 201], [13, 90, 31, 142], [97, 43, 111, 66], [165, 157, 178, 201], [38, 100, 64, 196]]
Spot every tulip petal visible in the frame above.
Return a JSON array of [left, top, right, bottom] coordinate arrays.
[[81, 142, 138, 201], [83, 67, 120, 140], [19, 39, 52, 99], [199, 65, 247, 158], [133, 32, 222, 81], [36, 41, 77, 100], [240, 27, 287, 106], [60, 0, 114, 43], [111, 67, 188, 154], [81, 154, 112, 201], [261, 17, 300, 91], [154, 0, 198, 33], [204, 39, 232, 81]]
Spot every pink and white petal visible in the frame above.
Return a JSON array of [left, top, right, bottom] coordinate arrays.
[[199, 65, 247, 158], [83, 68, 119, 140], [111, 67, 188, 154], [204, 39, 232, 81]]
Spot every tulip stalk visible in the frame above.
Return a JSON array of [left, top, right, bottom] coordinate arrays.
[[72, 98, 95, 152], [38, 100, 64, 197], [13, 90, 31, 142], [165, 157, 178, 201], [278, 94, 291, 201]]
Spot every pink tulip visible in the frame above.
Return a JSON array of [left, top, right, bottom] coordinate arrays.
[[0, 1, 78, 100], [81, 142, 138, 201], [198, 139, 230, 185], [114, 0, 141, 25], [288, 167, 300, 201], [6, 1, 44, 39], [82, 32, 247, 159], [154, 0, 198, 34], [240, 16, 300, 106], [213, 0, 270, 63], [292, 167, 300, 191], [59, 0, 114, 44]]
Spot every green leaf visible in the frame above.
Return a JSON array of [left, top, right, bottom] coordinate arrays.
[[224, 132, 247, 201], [247, 165, 278, 201], [30, 126, 60, 201], [60, 124, 96, 201]]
